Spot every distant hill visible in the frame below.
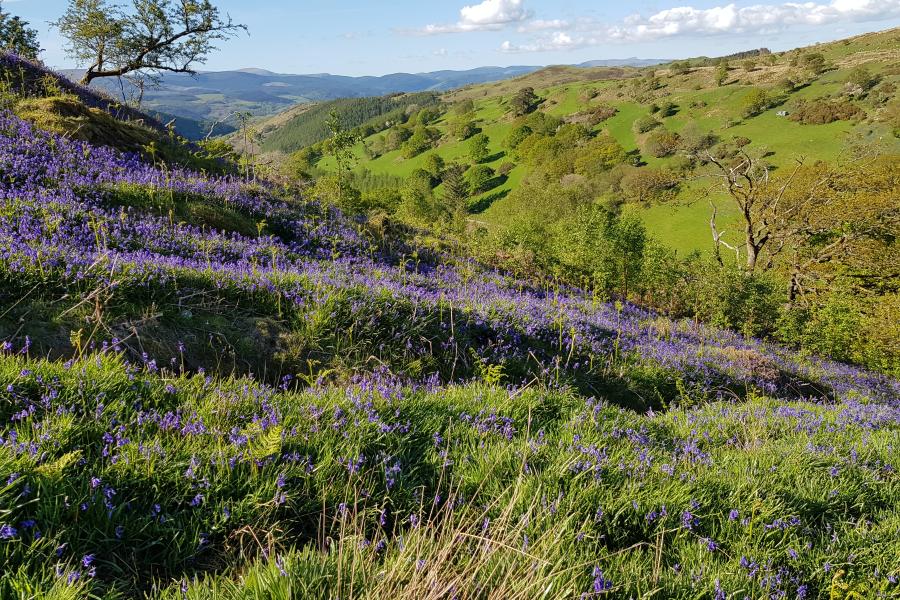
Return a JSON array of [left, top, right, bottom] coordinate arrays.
[[60, 60, 672, 136], [60, 65, 545, 127], [577, 58, 670, 68]]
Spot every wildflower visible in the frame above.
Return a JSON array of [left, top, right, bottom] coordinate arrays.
[[189, 494, 203, 507], [728, 509, 739, 521], [82, 554, 95, 568], [0, 524, 17, 539], [591, 567, 613, 593]]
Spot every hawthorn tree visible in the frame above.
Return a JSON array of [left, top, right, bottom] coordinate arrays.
[[55, 0, 245, 87], [0, 1, 41, 59]]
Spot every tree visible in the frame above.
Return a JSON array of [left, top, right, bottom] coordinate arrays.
[[466, 165, 495, 194], [0, 1, 41, 59], [742, 88, 773, 117], [552, 205, 647, 298], [402, 125, 439, 158], [704, 147, 899, 284], [324, 110, 361, 207], [845, 66, 878, 93], [504, 124, 533, 151], [441, 163, 469, 232], [468, 133, 490, 164], [669, 61, 690, 75], [509, 87, 539, 117], [620, 167, 679, 204], [453, 98, 475, 117], [423, 153, 445, 182], [799, 52, 827, 76], [715, 64, 729, 87], [644, 130, 681, 158], [55, 0, 245, 86]]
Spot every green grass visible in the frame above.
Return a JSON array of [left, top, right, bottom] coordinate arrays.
[[2, 352, 897, 598], [279, 27, 899, 255]]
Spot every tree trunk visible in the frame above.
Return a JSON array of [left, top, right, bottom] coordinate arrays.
[[746, 241, 759, 272]]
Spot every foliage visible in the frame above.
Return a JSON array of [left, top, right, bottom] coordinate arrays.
[[620, 167, 680, 204], [787, 98, 862, 124], [401, 125, 439, 159], [508, 86, 540, 117], [55, 0, 245, 86], [0, 1, 40, 59], [715, 63, 729, 86], [633, 115, 660, 134], [844, 66, 879, 93], [467, 132, 490, 163], [644, 129, 681, 158], [465, 164, 495, 194], [742, 88, 778, 117]]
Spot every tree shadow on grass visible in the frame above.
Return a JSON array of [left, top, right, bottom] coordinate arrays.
[[469, 188, 509, 214]]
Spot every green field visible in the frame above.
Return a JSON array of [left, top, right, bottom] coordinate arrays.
[[260, 28, 899, 254]]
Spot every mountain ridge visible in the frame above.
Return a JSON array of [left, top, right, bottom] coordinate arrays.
[[59, 59, 671, 129]]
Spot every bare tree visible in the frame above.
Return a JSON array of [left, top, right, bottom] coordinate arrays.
[[706, 145, 899, 302]]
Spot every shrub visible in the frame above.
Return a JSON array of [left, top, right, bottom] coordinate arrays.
[[634, 115, 661, 134], [644, 130, 681, 158], [844, 67, 879, 93], [742, 88, 776, 117], [620, 167, 679, 203], [497, 161, 515, 176], [466, 164, 495, 194], [468, 133, 491, 163], [788, 99, 862, 124]]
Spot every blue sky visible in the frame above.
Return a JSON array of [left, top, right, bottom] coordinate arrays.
[[6, 0, 900, 75]]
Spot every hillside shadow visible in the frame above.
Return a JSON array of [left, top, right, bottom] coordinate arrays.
[[469, 188, 509, 214], [481, 151, 506, 164]]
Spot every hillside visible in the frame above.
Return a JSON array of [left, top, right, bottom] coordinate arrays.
[[0, 48, 898, 599], [62, 65, 545, 129], [0, 52, 234, 171], [257, 28, 900, 257]]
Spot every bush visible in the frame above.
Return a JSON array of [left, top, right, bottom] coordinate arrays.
[[742, 88, 775, 117], [466, 164, 496, 194], [691, 265, 782, 339], [620, 167, 679, 203], [634, 115, 660, 134], [643, 130, 681, 158], [497, 161, 515, 176], [844, 66, 879, 93], [788, 99, 862, 124]]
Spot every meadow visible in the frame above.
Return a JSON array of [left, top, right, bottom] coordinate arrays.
[[0, 85, 898, 598]]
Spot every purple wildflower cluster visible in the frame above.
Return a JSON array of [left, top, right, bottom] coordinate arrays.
[[0, 110, 896, 406]]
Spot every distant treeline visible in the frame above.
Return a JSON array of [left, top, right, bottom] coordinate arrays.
[[719, 48, 772, 61], [261, 92, 441, 154]]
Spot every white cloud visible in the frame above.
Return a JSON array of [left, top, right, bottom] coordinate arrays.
[[502, 32, 584, 53], [517, 19, 571, 33], [418, 0, 531, 34], [501, 0, 900, 52], [607, 0, 900, 41]]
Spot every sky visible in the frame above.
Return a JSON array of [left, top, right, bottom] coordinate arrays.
[[6, 0, 900, 76]]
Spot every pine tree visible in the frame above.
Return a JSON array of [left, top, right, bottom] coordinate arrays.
[[442, 163, 469, 231]]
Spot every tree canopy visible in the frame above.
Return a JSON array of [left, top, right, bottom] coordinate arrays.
[[0, 1, 40, 59], [55, 0, 245, 86]]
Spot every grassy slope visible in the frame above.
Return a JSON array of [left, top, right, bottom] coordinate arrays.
[[298, 28, 899, 254], [2, 352, 897, 598]]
